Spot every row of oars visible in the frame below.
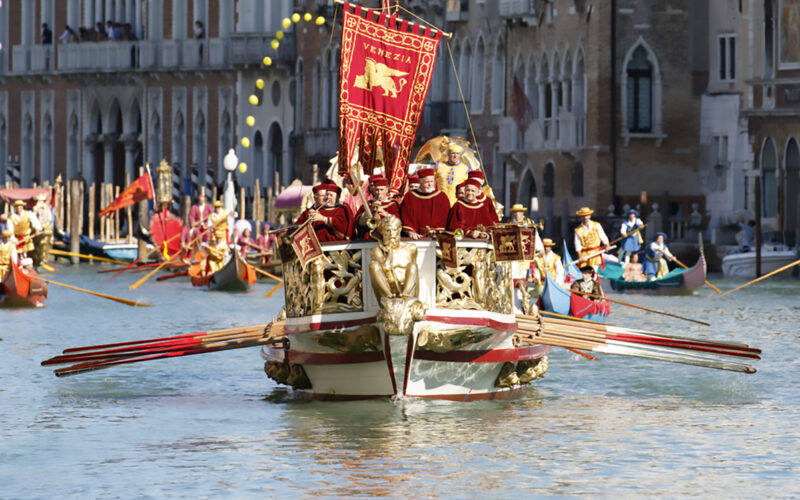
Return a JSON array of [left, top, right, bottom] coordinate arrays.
[[41, 321, 286, 377], [516, 312, 761, 374]]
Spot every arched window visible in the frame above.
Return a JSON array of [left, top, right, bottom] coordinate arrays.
[[22, 114, 34, 186], [253, 130, 264, 187], [562, 51, 572, 114], [491, 38, 505, 113], [218, 111, 231, 183], [0, 116, 7, 183], [526, 56, 539, 119], [322, 48, 331, 128], [67, 114, 79, 180], [193, 111, 206, 188], [329, 48, 339, 128], [626, 46, 652, 133], [540, 56, 551, 141], [573, 51, 586, 146], [785, 138, 800, 239], [173, 112, 185, 182], [459, 42, 471, 101], [543, 162, 555, 197], [764, 0, 774, 78], [268, 123, 283, 188], [149, 112, 161, 167], [572, 162, 584, 197], [295, 59, 304, 133], [518, 166, 538, 217], [41, 114, 53, 184], [312, 58, 322, 128], [760, 137, 778, 218], [471, 38, 485, 113]]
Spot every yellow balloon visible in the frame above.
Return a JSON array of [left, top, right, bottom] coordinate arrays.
[[304, 13, 312, 22], [256, 78, 264, 90], [292, 13, 301, 23], [271, 39, 280, 50], [246, 116, 255, 127], [262, 56, 272, 66], [276, 30, 284, 40], [238, 163, 247, 174], [248, 94, 259, 106], [282, 18, 292, 29], [241, 137, 250, 148], [315, 16, 325, 26]]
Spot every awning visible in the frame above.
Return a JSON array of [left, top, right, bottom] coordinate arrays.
[[274, 185, 312, 210], [0, 188, 52, 205]]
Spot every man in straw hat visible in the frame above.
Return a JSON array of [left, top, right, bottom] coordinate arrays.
[[0, 229, 19, 279], [573, 206, 609, 271], [400, 167, 451, 239], [536, 238, 565, 287], [207, 200, 231, 244], [11, 199, 42, 257]]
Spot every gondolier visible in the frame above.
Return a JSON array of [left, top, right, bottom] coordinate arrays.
[[574, 206, 609, 270], [11, 200, 42, 257], [643, 232, 674, 280], [0, 229, 19, 278], [619, 209, 644, 263]]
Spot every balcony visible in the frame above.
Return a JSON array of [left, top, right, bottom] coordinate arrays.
[[11, 45, 55, 73], [229, 32, 296, 68], [422, 100, 469, 135], [499, 0, 538, 17], [445, 0, 469, 22], [304, 128, 338, 162]]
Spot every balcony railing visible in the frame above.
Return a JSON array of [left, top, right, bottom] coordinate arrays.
[[499, 0, 537, 17], [229, 32, 296, 68]]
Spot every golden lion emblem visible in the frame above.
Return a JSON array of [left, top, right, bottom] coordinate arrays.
[[354, 57, 409, 98]]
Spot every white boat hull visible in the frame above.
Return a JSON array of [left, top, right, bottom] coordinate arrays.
[[721, 250, 798, 278]]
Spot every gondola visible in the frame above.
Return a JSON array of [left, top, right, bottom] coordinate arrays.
[[599, 252, 707, 295], [189, 253, 256, 292], [540, 272, 609, 322], [0, 264, 48, 308]]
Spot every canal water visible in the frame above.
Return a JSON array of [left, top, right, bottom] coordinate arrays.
[[1, 265, 798, 498]]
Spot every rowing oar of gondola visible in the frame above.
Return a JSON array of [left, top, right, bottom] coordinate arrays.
[[718, 257, 800, 297], [42, 322, 285, 377], [110, 230, 183, 279], [607, 224, 647, 248], [570, 289, 711, 326], [252, 266, 284, 298], [98, 261, 162, 273], [36, 276, 151, 307], [50, 248, 129, 266], [156, 270, 189, 281], [564, 245, 617, 268]]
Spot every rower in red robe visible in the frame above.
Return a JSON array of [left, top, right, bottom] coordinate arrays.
[[446, 177, 495, 239], [188, 191, 213, 242], [467, 170, 500, 225], [295, 184, 350, 242], [354, 175, 400, 239], [400, 168, 451, 239]]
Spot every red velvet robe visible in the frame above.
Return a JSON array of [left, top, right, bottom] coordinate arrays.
[[400, 190, 451, 236], [295, 204, 350, 242], [446, 199, 496, 232], [354, 198, 401, 239]]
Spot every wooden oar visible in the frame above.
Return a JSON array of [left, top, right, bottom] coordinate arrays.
[[156, 270, 188, 281], [110, 230, 182, 279], [36, 276, 151, 307], [570, 289, 710, 326], [41, 262, 57, 272], [671, 256, 722, 294], [565, 245, 617, 268], [253, 267, 281, 281], [607, 224, 647, 247], [251, 266, 284, 298], [98, 262, 162, 274], [719, 257, 800, 297], [50, 248, 129, 266]]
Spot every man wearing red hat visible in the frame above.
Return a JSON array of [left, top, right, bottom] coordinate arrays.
[[407, 174, 420, 192], [354, 175, 400, 239], [400, 167, 451, 239], [455, 181, 467, 201], [467, 170, 500, 225], [446, 177, 495, 238], [323, 179, 356, 238], [295, 183, 350, 242]]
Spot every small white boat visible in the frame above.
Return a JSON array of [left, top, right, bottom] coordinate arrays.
[[721, 247, 798, 278]]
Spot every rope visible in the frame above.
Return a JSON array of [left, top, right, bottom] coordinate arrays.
[[444, 39, 486, 179]]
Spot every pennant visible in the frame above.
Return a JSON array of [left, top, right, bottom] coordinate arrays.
[[490, 225, 526, 262], [436, 231, 458, 268], [521, 227, 535, 261], [511, 75, 534, 132], [338, 2, 443, 195], [290, 223, 323, 268], [98, 172, 154, 218]]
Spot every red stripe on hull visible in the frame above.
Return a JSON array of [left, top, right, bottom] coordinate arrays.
[[413, 344, 550, 363], [285, 316, 378, 334], [423, 315, 517, 331]]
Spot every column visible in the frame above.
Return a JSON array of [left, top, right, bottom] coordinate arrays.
[[148, 0, 162, 40], [134, 0, 142, 38], [84, 133, 99, 185], [22, 1, 34, 45], [68, 0, 81, 29], [116, 0, 124, 23], [105, 0, 114, 22], [123, 133, 139, 181], [102, 133, 119, 184], [218, 0, 233, 37], [95, 0, 105, 24]]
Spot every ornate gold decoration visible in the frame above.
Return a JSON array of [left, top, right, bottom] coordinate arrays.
[[369, 215, 427, 335], [516, 357, 549, 384], [495, 362, 520, 388], [353, 57, 410, 97], [435, 246, 513, 314], [416, 326, 492, 353], [283, 248, 363, 317], [313, 325, 382, 353], [264, 362, 313, 390]]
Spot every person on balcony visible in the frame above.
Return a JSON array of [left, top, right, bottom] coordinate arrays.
[[355, 175, 400, 239], [41, 23, 53, 44], [446, 178, 494, 239], [59, 25, 78, 44], [295, 184, 350, 242], [619, 209, 644, 263], [400, 167, 451, 239], [643, 232, 675, 280], [574, 206, 610, 271]]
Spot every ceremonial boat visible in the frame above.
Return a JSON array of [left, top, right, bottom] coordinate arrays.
[[261, 219, 550, 401], [0, 263, 47, 308], [540, 273, 609, 322], [189, 254, 256, 292], [599, 253, 707, 294]]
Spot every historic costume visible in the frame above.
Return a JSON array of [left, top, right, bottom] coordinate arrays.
[[536, 238, 565, 286], [619, 209, 644, 263], [295, 184, 351, 242], [446, 178, 496, 234], [467, 170, 500, 225], [354, 176, 400, 239], [11, 200, 42, 255], [400, 168, 451, 237], [0, 230, 19, 278], [435, 143, 471, 204], [573, 207, 609, 270], [189, 197, 213, 243], [571, 266, 604, 299], [643, 233, 674, 280], [207, 201, 230, 243], [203, 238, 229, 275], [256, 224, 277, 264]]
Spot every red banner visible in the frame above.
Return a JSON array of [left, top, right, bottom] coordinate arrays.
[[338, 2, 442, 194], [98, 172, 154, 218], [291, 222, 323, 268]]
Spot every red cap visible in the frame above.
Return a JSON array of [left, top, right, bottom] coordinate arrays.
[[408, 174, 419, 183], [456, 181, 467, 190], [467, 170, 485, 181], [327, 183, 342, 194], [369, 175, 389, 187], [417, 167, 435, 179], [312, 184, 329, 194], [465, 178, 482, 190]]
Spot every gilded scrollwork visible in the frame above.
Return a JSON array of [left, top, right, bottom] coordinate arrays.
[[416, 326, 492, 353], [283, 248, 364, 318], [265, 361, 313, 390], [494, 357, 548, 388], [313, 325, 382, 353], [435, 246, 513, 314]]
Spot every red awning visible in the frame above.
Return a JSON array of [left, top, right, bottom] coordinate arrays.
[[0, 188, 52, 205], [274, 185, 312, 209]]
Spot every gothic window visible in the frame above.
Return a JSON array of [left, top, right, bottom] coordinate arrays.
[[626, 46, 652, 133], [543, 162, 555, 197], [471, 37, 485, 113], [760, 137, 778, 218], [491, 38, 505, 113], [572, 162, 584, 197]]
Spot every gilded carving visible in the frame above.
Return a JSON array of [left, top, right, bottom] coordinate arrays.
[[416, 326, 492, 353], [516, 357, 549, 384], [283, 248, 363, 318], [435, 246, 513, 314], [495, 362, 520, 388], [264, 361, 313, 390], [313, 325, 382, 353]]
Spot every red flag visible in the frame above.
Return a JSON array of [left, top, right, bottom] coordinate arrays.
[[511, 75, 534, 132], [98, 172, 154, 218], [338, 3, 442, 195], [291, 223, 323, 268]]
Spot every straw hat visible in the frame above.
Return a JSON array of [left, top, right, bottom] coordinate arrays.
[[1, 229, 12, 238], [509, 203, 527, 213], [213, 200, 223, 207], [575, 206, 594, 216], [447, 144, 463, 154], [542, 238, 556, 247], [13, 200, 25, 207]]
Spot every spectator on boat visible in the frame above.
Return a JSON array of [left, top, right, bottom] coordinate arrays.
[[446, 178, 494, 239], [189, 192, 213, 242], [0, 229, 19, 278], [455, 181, 466, 201], [738, 219, 756, 251], [407, 174, 420, 192], [643, 232, 675, 280], [467, 170, 500, 225], [355, 175, 400, 239], [619, 209, 644, 263], [574, 206, 610, 271], [622, 253, 647, 282], [571, 265, 604, 301], [11, 200, 42, 257], [256, 223, 277, 264], [508, 203, 534, 226], [400, 167, 450, 239], [323, 179, 356, 238], [294, 184, 350, 242]]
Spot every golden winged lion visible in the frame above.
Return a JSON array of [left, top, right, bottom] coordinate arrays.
[[354, 57, 409, 98]]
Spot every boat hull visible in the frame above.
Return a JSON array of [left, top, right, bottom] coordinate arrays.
[[103, 243, 149, 262], [1, 264, 47, 308], [721, 250, 798, 278], [540, 273, 609, 322], [599, 253, 707, 295], [191, 255, 255, 292]]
